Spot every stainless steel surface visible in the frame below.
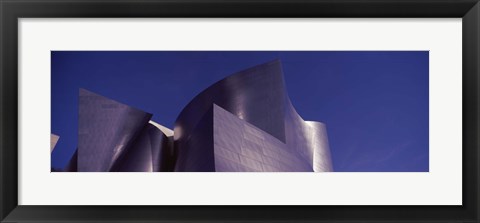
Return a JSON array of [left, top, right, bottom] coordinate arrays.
[[78, 89, 152, 172], [213, 104, 312, 172], [111, 123, 171, 172], [65, 60, 332, 172], [174, 60, 333, 172]]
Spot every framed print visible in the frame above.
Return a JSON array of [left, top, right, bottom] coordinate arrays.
[[1, 0, 479, 222]]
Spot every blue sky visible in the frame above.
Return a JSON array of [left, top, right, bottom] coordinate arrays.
[[51, 51, 429, 172]]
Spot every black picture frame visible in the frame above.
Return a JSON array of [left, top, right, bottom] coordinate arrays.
[[1, 0, 479, 222]]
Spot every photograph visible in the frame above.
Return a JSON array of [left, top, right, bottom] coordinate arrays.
[[51, 51, 429, 172], [3, 0, 478, 221]]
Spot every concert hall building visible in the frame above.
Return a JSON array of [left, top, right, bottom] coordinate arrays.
[[63, 60, 333, 172]]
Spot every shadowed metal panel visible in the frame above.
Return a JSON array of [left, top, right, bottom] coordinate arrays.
[[174, 106, 215, 172], [63, 149, 77, 172], [111, 123, 171, 172], [78, 89, 152, 172], [213, 104, 312, 172], [174, 60, 287, 143], [111, 123, 173, 172]]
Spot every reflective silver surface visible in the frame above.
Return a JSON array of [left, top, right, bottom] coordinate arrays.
[[213, 104, 312, 172], [77, 89, 167, 172], [174, 60, 333, 172], [63, 60, 332, 172], [111, 123, 172, 172]]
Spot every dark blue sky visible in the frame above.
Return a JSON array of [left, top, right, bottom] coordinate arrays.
[[51, 51, 429, 172]]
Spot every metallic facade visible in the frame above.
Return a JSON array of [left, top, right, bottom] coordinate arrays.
[[213, 104, 313, 172], [72, 89, 173, 172], [62, 60, 332, 172], [173, 60, 332, 172]]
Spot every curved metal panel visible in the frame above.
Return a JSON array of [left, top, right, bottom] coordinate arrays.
[[306, 121, 333, 172], [174, 60, 287, 143], [174, 60, 333, 172], [213, 104, 312, 172], [111, 123, 171, 172], [66, 60, 332, 172], [78, 88, 152, 172], [174, 106, 215, 171]]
